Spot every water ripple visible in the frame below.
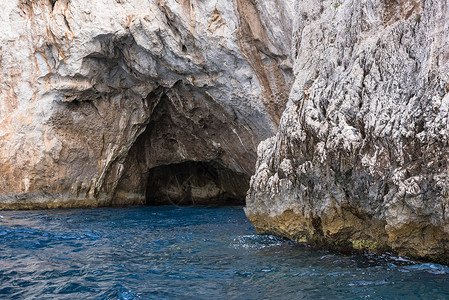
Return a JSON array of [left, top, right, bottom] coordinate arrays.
[[403, 263, 449, 274], [95, 284, 141, 300], [0, 206, 448, 299], [230, 234, 288, 249]]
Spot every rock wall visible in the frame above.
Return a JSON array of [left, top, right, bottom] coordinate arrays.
[[0, 0, 293, 208], [2, 0, 449, 263], [246, 0, 449, 263]]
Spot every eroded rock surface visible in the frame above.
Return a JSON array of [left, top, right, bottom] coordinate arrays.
[[2, 0, 449, 263], [0, 0, 293, 208], [246, 0, 449, 262]]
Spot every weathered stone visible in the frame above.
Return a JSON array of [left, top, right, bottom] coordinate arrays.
[[246, 0, 449, 263], [0, 0, 293, 208], [2, 0, 449, 264]]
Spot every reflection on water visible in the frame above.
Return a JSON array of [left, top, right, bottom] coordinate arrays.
[[0, 206, 448, 299]]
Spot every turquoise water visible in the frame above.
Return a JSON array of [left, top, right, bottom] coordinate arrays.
[[0, 206, 448, 299]]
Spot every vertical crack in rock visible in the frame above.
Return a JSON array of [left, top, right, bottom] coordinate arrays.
[[232, 0, 293, 126]]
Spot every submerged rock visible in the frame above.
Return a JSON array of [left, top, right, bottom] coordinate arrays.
[[246, 0, 449, 262], [0, 0, 293, 208]]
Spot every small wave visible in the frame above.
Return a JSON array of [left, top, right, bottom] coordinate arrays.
[[0, 227, 100, 244], [402, 263, 449, 275], [320, 254, 336, 260], [94, 283, 140, 300], [388, 255, 414, 263], [230, 234, 287, 249], [348, 280, 389, 287]]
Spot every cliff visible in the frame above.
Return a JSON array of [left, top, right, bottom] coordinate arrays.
[[0, 0, 293, 208], [246, 0, 449, 263], [2, 0, 449, 263]]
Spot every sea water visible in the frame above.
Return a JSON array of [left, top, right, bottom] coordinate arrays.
[[0, 206, 448, 299]]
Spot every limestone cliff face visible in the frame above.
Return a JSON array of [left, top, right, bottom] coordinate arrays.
[[2, 0, 449, 263], [0, 0, 293, 208], [246, 0, 449, 262]]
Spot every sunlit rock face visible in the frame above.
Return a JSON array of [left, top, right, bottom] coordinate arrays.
[[246, 0, 449, 262], [0, 0, 294, 208]]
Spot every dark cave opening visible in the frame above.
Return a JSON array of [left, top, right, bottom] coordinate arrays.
[[146, 161, 249, 206], [110, 82, 255, 207]]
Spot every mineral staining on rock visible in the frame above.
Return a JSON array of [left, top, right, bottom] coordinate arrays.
[[246, 0, 449, 262], [0, 0, 293, 208]]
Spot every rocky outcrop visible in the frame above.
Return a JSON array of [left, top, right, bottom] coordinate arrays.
[[246, 0, 449, 263], [0, 0, 293, 208], [2, 0, 449, 263]]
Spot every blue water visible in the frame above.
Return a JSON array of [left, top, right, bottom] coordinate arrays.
[[0, 206, 448, 299]]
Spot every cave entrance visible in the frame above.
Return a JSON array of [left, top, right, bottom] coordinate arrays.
[[146, 161, 249, 206], [109, 81, 255, 207]]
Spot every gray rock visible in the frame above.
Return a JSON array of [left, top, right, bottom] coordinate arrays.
[[2, 0, 449, 263], [0, 0, 293, 208], [246, 0, 449, 262]]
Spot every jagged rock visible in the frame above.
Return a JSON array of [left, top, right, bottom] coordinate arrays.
[[0, 0, 293, 208], [245, 0, 449, 263]]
